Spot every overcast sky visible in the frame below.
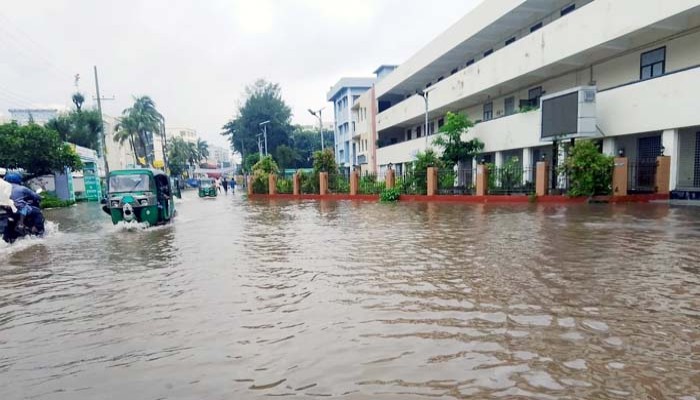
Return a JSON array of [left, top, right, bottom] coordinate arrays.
[[0, 0, 482, 147]]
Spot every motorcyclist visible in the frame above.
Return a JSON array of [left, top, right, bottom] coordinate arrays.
[[3, 173, 41, 232], [0, 168, 17, 213]]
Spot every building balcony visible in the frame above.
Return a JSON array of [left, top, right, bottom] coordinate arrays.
[[376, 0, 699, 131]]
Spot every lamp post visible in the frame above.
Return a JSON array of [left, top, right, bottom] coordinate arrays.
[[308, 108, 325, 150], [259, 120, 270, 156], [418, 87, 435, 147]]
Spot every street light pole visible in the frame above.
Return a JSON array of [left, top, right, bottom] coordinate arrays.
[[419, 90, 431, 147], [259, 120, 271, 156], [308, 108, 325, 150]]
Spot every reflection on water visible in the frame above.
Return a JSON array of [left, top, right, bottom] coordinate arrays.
[[1, 194, 699, 399]]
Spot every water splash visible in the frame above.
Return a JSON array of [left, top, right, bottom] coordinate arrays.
[[0, 220, 60, 253]]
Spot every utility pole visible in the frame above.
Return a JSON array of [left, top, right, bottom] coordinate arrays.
[[93, 66, 114, 176], [308, 108, 325, 150], [259, 120, 270, 156]]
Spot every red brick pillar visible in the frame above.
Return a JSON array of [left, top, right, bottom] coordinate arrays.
[[385, 169, 395, 189], [319, 172, 328, 195], [536, 161, 548, 197], [476, 164, 489, 196], [426, 167, 438, 196], [655, 156, 671, 195], [293, 173, 300, 195], [268, 174, 277, 195], [613, 157, 628, 197], [350, 171, 359, 196]]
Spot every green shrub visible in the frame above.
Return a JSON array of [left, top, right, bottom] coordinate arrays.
[[563, 140, 614, 197], [299, 171, 318, 194], [250, 156, 279, 194], [40, 192, 75, 209], [380, 187, 400, 202], [276, 177, 293, 194]]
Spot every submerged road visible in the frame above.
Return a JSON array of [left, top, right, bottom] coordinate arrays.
[[1, 191, 699, 399]]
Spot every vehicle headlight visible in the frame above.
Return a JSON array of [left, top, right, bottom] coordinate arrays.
[[140, 199, 149, 206], [111, 201, 120, 207]]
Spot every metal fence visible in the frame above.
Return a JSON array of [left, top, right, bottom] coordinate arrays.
[[396, 170, 424, 195], [437, 168, 474, 195], [299, 172, 318, 194], [328, 170, 350, 194], [276, 175, 293, 194], [628, 161, 657, 193], [489, 165, 536, 195], [359, 173, 386, 194]]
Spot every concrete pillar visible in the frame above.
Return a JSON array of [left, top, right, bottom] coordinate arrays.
[[385, 169, 395, 189], [656, 156, 671, 195], [602, 137, 616, 156], [319, 172, 328, 195], [522, 148, 533, 185], [247, 176, 253, 195], [472, 158, 478, 187], [426, 167, 438, 196], [268, 174, 277, 195], [536, 161, 548, 197], [293, 173, 300, 195], [476, 164, 489, 196], [350, 171, 359, 195], [612, 157, 628, 196], [662, 129, 679, 191], [495, 151, 504, 168]]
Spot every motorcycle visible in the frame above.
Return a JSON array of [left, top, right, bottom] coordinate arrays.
[[0, 189, 46, 244]]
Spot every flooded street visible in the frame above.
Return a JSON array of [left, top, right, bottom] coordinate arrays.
[[1, 192, 699, 399]]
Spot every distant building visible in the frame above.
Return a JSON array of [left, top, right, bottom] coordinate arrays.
[[209, 144, 232, 166], [8, 108, 58, 125], [327, 77, 376, 170], [166, 127, 198, 143]]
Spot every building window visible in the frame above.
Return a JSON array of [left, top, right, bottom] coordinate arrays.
[[520, 86, 543, 109], [505, 37, 516, 46], [530, 22, 543, 32], [483, 49, 493, 57], [640, 47, 665, 80], [438, 118, 445, 129], [504, 97, 515, 116], [416, 126, 422, 138], [429, 122, 435, 135], [405, 129, 411, 141], [483, 102, 493, 121], [437, 76, 444, 82], [451, 68, 458, 75], [561, 4, 575, 16]]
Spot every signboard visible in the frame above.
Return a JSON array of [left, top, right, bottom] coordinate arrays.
[[83, 162, 102, 201], [540, 86, 597, 141]]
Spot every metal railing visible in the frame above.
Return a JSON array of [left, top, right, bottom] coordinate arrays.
[[328, 170, 350, 194], [299, 172, 318, 194], [437, 168, 474, 195], [396, 170, 424, 195], [628, 160, 657, 193], [489, 165, 535, 195], [359, 173, 386, 194]]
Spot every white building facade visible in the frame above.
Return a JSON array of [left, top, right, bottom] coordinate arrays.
[[327, 78, 375, 170], [373, 0, 700, 194]]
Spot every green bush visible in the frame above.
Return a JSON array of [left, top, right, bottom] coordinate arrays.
[[563, 140, 614, 197], [250, 156, 279, 194], [40, 192, 75, 209], [380, 187, 400, 202], [299, 171, 318, 194], [359, 175, 385, 194], [276, 177, 293, 194]]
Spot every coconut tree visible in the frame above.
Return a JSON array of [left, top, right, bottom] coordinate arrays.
[[196, 139, 209, 164], [116, 96, 164, 166], [114, 114, 140, 165]]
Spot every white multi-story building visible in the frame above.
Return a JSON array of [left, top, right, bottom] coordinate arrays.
[[373, 0, 700, 195], [209, 144, 232, 166], [166, 127, 198, 144], [327, 77, 376, 170], [8, 109, 58, 125]]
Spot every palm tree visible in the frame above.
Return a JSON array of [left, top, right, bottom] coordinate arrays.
[[196, 139, 209, 164], [114, 114, 140, 165], [116, 96, 164, 166]]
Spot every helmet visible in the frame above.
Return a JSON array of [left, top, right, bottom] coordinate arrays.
[[4, 172, 22, 184]]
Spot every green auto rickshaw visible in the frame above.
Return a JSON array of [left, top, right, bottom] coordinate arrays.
[[198, 178, 217, 198], [102, 169, 181, 226]]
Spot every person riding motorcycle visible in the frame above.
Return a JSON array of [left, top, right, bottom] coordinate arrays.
[[3, 173, 41, 232]]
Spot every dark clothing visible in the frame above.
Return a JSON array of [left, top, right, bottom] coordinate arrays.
[[222, 180, 228, 190]]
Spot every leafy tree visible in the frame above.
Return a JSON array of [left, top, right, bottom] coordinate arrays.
[[221, 79, 293, 159], [563, 140, 614, 196], [46, 109, 102, 150], [312, 148, 338, 173], [72, 92, 85, 111], [167, 137, 197, 178], [242, 153, 261, 173], [115, 96, 163, 166], [290, 126, 334, 168], [432, 111, 484, 169], [274, 144, 300, 170], [250, 155, 279, 194], [0, 122, 82, 179]]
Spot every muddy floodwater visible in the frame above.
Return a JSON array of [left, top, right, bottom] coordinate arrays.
[[1, 192, 699, 399]]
